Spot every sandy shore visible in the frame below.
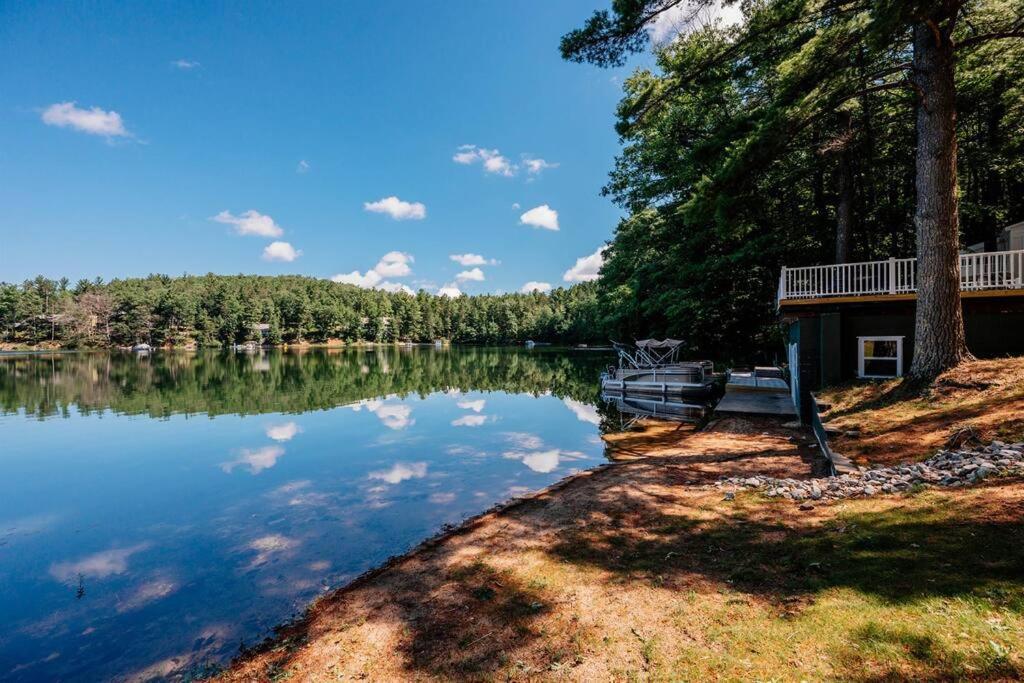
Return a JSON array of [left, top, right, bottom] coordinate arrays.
[[212, 417, 828, 681]]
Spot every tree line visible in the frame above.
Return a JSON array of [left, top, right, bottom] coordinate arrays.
[[562, 0, 1024, 380], [0, 346, 611, 420], [0, 274, 603, 348]]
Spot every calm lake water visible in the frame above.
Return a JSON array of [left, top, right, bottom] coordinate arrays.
[[0, 347, 614, 681]]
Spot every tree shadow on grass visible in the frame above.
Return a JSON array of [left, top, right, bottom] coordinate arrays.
[[548, 479, 1024, 608], [838, 621, 1021, 682]]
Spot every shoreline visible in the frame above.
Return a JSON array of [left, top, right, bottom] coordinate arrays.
[[209, 416, 826, 681], [208, 390, 1024, 681]]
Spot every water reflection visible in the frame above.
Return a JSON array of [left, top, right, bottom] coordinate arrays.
[[601, 391, 712, 428], [0, 347, 614, 681], [0, 346, 610, 420]]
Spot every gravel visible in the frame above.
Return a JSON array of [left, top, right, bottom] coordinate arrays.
[[718, 440, 1024, 502]]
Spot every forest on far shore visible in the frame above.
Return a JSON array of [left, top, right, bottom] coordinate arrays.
[[0, 274, 604, 349]]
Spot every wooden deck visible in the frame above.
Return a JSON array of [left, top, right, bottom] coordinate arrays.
[[715, 385, 797, 419]]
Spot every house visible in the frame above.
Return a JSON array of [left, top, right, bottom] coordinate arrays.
[[779, 234, 1024, 419]]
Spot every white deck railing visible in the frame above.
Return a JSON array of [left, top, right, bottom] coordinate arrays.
[[778, 249, 1024, 302]]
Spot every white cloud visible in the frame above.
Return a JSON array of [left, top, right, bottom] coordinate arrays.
[[364, 196, 426, 220], [348, 399, 415, 429], [116, 579, 178, 613], [521, 450, 561, 473], [522, 157, 558, 175], [519, 204, 559, 231], [171, 59, 200, 69], [331, 252, 414, 292], [456, 267, 485, 283], [452, 144, 480, 164], [332, 269, 381, 288], [49, 543, 150, 582], [296, 159, 310, 173], [449, 253, 498, 266], [211, 210, 284, 238], [504, 432, 544, 449], [374, 404, 414, 429], [512, 202, 521, 209], [368, 461, 428, 484], [247, 534, 299, 566], [457, 399, 486, 413], [452, 145, 515, 176], [220, 446, 285, 475], [41, 101, 130, 138], [378, 281, 415, 295], [438, 283, 463, 298], [262, 241, 301, 262], [502, 446, 588, 474], [646, 1, 743, 45], [429, 492, 456, 504], [266, 421, 301, 442], [563, 246, 607, 282], [520, 281, 552, 294], [563, 398, 601, 425], [452, 414, 489, 427], [373, 251, 414, 277]]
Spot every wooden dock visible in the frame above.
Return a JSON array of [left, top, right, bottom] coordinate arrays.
[[715, 385, 797, 419]]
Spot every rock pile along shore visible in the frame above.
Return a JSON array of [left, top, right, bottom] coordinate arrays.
[[719, 440, 1024, 502]]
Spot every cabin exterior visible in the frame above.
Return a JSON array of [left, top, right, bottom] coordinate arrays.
[[779, 233, 1024, 419]]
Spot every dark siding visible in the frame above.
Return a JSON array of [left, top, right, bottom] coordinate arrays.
[[788, 296, 1024, 387], [797, 316, 820, 420], [963, 301, 1024, 357], [840, 309, 915, 379], [820, 312, 842, 386]]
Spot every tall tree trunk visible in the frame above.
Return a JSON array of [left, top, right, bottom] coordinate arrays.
[[835, 116, 855, 264], [908, 18, 972, 382]]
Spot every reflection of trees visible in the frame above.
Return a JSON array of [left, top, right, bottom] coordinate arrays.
[[0, 348, 613, 419]]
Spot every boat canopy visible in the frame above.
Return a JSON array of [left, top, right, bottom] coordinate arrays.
[[635, 339, 684, 350], [611, 338, 687, 368]]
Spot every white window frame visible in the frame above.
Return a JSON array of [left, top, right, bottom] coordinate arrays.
[[857, 336, 904, 379]]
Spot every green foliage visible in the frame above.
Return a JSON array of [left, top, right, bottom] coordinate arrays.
[[563, 0, 1024, 362], [0, 274, 605, 348]]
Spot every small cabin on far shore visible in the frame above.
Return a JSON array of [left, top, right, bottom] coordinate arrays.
[[779, 238, 1024, 419]]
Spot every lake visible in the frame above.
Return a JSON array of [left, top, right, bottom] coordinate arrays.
[[0, 347, 614, 681]]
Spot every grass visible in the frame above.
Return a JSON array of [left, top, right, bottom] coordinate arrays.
[[820, 356, 1024, 466]]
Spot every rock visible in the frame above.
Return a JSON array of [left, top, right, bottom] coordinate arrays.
[[744, 477, 761, 487], [723, 491, 736, 501], [975, 466, 996, 480], [863, 485, 876, 496], [810, 485, 822, 500], [798, 503, 815, 511]]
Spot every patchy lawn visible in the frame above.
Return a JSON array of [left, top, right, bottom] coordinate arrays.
[[820, 355, 1024, 466], [214, 416, 1024, 682]]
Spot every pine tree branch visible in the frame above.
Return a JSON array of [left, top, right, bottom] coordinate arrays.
[[956, 30, 1024, 51]]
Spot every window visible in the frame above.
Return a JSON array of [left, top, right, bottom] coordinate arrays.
[[858, 336, 904, 379]]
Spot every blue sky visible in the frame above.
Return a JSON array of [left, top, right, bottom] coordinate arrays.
[[0, 1, 652, 296]]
